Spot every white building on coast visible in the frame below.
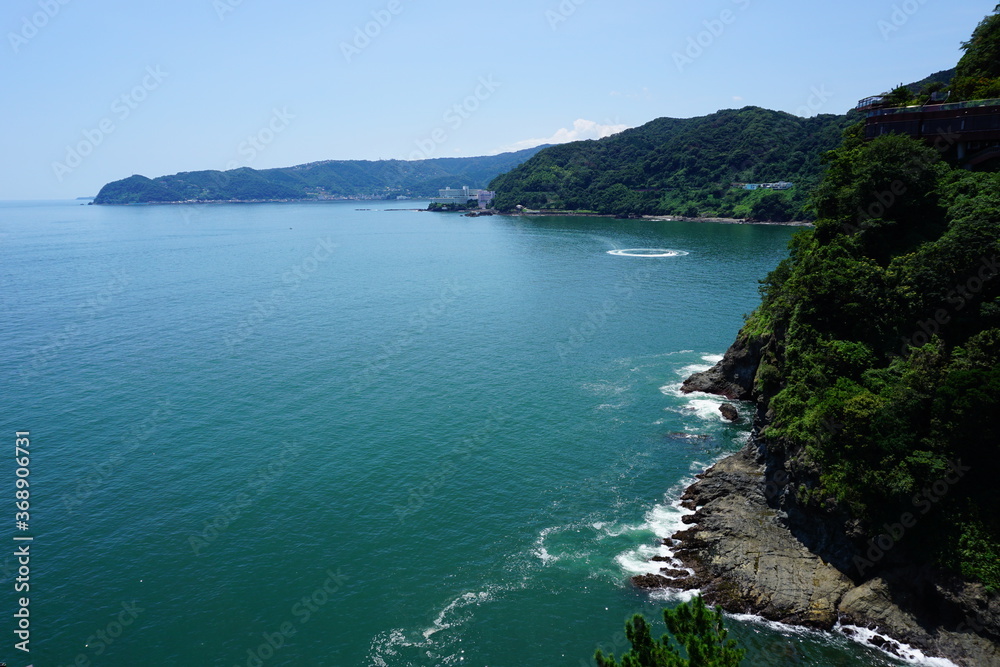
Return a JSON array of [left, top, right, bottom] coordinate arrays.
[[432, 186, 496, 208]]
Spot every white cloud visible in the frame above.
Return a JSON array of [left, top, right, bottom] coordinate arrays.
[[733, 95, 745, 102], [498, 119, 630, 153]]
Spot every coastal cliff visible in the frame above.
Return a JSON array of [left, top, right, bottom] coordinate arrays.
[[643, 340, 1000, 665], [629, 95, 1000, 662], [679, 333, 767, 401]]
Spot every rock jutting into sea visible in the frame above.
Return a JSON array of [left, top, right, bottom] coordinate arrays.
[[718, 403, 740, 422]]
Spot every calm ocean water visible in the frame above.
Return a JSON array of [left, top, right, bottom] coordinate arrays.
[[1, 200, 927, 666]]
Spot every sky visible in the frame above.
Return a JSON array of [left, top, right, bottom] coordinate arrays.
[[1, 0, 994, 200]]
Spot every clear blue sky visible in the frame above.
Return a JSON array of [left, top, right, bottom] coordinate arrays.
[[1, 0, 993, 199]]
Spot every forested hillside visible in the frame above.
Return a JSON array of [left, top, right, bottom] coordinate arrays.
[[489, 107, 857, 220], [736, 124, 1000, 589], [735, 7, 1000, 591]]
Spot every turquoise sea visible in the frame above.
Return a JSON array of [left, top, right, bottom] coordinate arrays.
[[1, 200, 941, 666]]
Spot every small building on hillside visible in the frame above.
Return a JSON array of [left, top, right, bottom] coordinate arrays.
[[740, 181, 793, 191]]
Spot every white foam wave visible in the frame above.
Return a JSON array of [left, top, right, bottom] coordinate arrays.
[[621, 450, 738, 595], [368, 587, 502, 665], [423, 590, 492, 639], [607, 248, 690, 258], [533, 526, 562, 564], [368, 629, 403, 667], [535, 521, 641, 565], [730, 613, 831, 638], [676, 363, 713, 377], [836, 623, 961, 667], [725, 615, 960, 666], [595, 522, 635, 539], [615, 497, 695, 578], [679, 398, 726, 422], [648, 587, 701, 604], [701, 354, 724, 364], [659, 382, 684, 397], [661, 382, 730, 423]]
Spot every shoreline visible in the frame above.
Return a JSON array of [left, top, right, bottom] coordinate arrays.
[[632, 427, 999, 666], [641, 215, 813, 226], [511, 210, 814, 226], [634, 339, 999, 665]]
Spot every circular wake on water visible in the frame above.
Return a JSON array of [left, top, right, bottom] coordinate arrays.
[[606, 248, 690, 258]]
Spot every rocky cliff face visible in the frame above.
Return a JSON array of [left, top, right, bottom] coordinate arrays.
[[680, 334, 767, 400], [641, 334, 1000, 666]]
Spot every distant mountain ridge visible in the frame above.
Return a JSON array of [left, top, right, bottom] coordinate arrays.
[[93, 147, 548, 204], [489, 106, 859, 221]]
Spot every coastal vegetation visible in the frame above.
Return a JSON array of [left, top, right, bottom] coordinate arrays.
[[595, 597, 745, 667], [488, 107, 857, 220], [92, 147, 546, 204], [740, 129, 1000, 589], [736, 7, 1000, 591], [622, 10, 1000, 662], [953, 5, 1000, 101]]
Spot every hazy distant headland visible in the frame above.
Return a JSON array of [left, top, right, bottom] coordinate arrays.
[[91, 147, 548, 205]]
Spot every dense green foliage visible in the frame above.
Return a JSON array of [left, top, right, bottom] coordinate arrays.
[[595, 597, 744, 667], [488, 108, 857, 220], [93, 147, 546, 204], [953, 4, 1000, 100], [747, 128, 1000, 588]]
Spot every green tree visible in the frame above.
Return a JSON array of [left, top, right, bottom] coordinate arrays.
[[883, 84, 916, 108], [749, 191, 794, 222], [811, 133, 946, 256], [953, 4, 1000, 99], [594, 597, 745, 667]]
